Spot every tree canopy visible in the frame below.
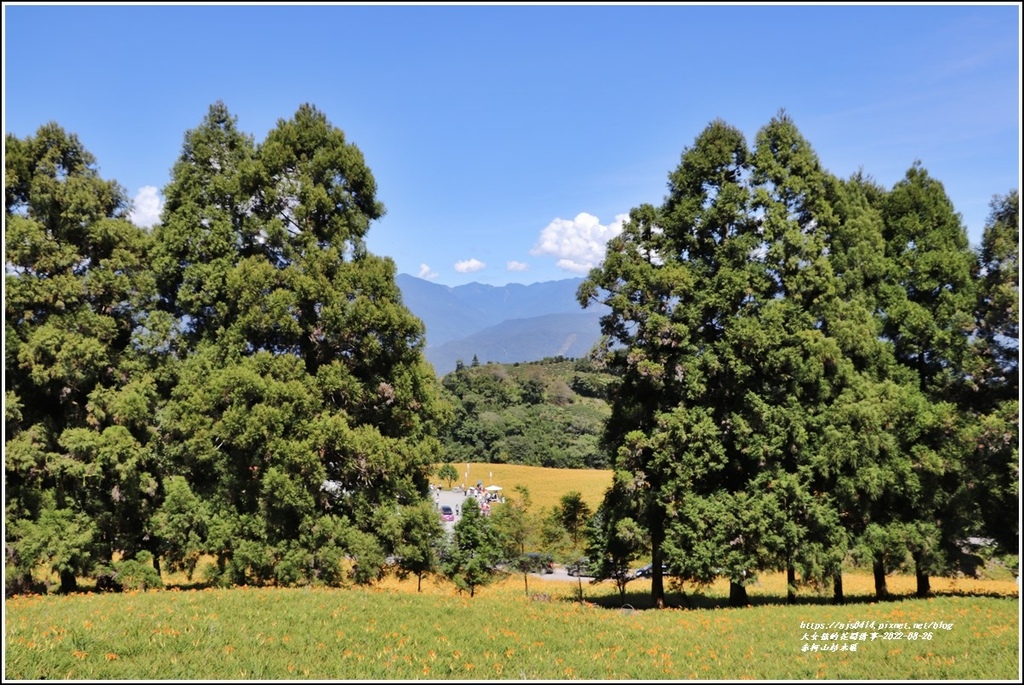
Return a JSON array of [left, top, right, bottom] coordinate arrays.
[[6, 103, 449, 592], [4, 107, 1016, 601], [579, 111, 1018, 608]]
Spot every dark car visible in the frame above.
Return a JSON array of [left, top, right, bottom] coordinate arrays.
[[522, 552, 554, 574], [633, 563, 669, 579], [566, 557, 592, 577]]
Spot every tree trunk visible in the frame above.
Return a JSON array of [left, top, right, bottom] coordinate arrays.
[[873, 554, 888, 599], [913, 551, 931, 597], [729, 581, 749, 607], [523, 572, 529, 596], [832, 571, 844, 605], [652, 568, 665, 609], [417, 572, 422, 593], [59, 569, 78, 594], [651, 508, 666, 609], [787, 564, 796, 604], [147, 543, 162, 577]]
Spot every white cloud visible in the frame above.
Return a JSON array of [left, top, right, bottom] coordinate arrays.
[[418, 263, 439, 279], [129, 186, 163, 228], [555, 258, 592, 274], [506, 260, 529, 272], [530, 212, 628, 273], [454, 258, 486, 273]]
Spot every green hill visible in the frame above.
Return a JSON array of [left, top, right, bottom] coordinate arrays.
[[439, 356, 615, 469]]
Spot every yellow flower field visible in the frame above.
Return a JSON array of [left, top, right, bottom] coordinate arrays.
[[6, 571, 1019, 681], [435, 462, 612, 512]]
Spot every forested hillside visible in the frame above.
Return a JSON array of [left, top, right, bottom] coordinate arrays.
[[438, 356, 616, 469]]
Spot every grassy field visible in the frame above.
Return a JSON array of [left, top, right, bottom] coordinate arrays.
[[5, 571, 1019, 681], [436, 462, 612, 512], [7, 463, 1019, 680]]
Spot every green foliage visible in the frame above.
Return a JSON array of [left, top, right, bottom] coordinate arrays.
[[514, 552, 554, 575], [387, 501, 445, 591], [436, 463, 459, 488], [962, 191, 1019, 554], [556, 491, 592, 549], [585, 471, 649, 601], [973, 190, 1019, 396], [879, 162, 977, 399], [147, 102, 448, 588], [7, 494, 97, 593], [345, 528, 387, 586], [579, 111, 1017, 608], [490, 485, 541, 594], [151, 476, 208, 580], [440, 497, 503, 597], [94, 550, 164, 592], [5, 103, 450, 594], [4, 106, 1016, 604], [439, 359, 613, 468], [5, 123, 159, 589]]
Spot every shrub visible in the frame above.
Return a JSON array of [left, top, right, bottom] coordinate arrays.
[[94, 551, 164, 592]]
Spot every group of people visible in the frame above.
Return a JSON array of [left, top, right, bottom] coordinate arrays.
[[463, 487, 503, 503], [455, 483, 502, 516]]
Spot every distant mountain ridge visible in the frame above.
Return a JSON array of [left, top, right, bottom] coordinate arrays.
[[395, 274, 608, 375]]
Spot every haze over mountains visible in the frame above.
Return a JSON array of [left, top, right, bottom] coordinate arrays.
[[395, 274, 608, 375]]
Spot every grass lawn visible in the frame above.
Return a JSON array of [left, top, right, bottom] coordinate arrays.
[[7, 463, 1018, 680], [5, 570, 1019, 681]]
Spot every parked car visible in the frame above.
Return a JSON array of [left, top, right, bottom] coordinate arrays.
[[566, 557, 592, 577], [440, 505, 455, 522], [633, 563, 669, 579], [522, 552, 555, 574]]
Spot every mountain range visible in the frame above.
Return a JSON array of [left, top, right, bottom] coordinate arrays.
[[395, 273, 608, 375]]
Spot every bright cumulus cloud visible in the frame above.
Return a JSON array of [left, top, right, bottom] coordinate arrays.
[[454, 258, 486, 273], [129, 186, 164, 228], [418, 263, 439, 279], [530, 212, 628, 273], [506, 260, 529, 272]]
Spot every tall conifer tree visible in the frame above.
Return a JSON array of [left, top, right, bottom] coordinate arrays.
[[5, 125, 158, 592], [580, 119, 760, 607], [964, 191, 1019, 553], [153, 103, 446, 586], [877, 163, 979, 596]]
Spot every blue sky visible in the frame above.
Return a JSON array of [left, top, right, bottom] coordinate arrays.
[[4, 3, 1020, 287]]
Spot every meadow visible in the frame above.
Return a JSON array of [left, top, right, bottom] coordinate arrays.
[[439, 462, 612, 512], [5, 571, 1019, 681], [6, 463, 1019, 680]]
